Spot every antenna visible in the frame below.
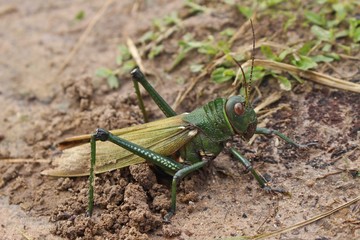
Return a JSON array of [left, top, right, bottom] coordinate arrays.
[[249, 19, 255, 94], [231, 56, 249, 105], [231, 19, 255, 107]]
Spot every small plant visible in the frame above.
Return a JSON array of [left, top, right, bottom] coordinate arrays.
[[95, 44, 135, 89]]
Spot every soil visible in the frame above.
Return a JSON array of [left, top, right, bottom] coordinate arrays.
[[0, 1, 359, 240]]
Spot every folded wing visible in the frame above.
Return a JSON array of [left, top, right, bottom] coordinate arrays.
[[42, 114, 196, 177]]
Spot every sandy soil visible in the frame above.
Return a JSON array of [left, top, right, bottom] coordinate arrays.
[[0, 1, 359, 239]]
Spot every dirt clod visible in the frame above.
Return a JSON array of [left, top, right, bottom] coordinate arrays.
[[129, 164, 157, 190], [162, 224, 181, 238]]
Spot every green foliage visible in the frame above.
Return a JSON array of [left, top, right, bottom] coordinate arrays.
[[220, 28, 236, 38], [261, 46, 278, 61], [211, 67, 236, 83], [116, 44, 131, 66], [348, 18, 360, 43], [148, 45, 164, 59], [237, 5, 253, 18], [311, 54, 334, 63], [304, 11, 327, 27], [275, 74, 292, 91], [211, 65, 267, 88], [163, 12, 181, 26], [301, 0, 360, 46], [75, 10, 85, 21], [185, 0, 211, 13], [95, 68, 119, 89], [311, 25, 339, 42], [96, 44, 136, 89], [259, 0, 284, 8], [95, 0, 359, 94], [169, 34, 231, 71], [139, 31, 157, 44], [291, 55, 318, 70], [283, 14, 296, 31]]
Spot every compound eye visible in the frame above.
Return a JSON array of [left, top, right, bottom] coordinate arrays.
[[234, 102, 245, 115]]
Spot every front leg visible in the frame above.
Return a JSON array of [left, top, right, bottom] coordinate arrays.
[[256, 127, 315, 148], [230, 147, 288, 194]]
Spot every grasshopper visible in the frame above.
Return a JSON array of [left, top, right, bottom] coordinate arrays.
[[43, 24, 306, 221]]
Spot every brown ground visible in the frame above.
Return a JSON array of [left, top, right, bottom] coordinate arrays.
[[0, 1, 359, 240]]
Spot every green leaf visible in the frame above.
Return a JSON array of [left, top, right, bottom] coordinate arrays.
[[115, 55, 123, 66], [139, 31, 156, 43], [304, 11, 326, 26], [169, 52, 188, 72], [167, 37, 195, 71], [148, 45, 164, 59], [291, 55, 318, 70], [298, 42, 314, 55], [311, 54, 334, 63], [198, 43, 218, 55], [284, 15, 296, 31], [107, 75, 119, 89], [261, 45, 278, 61], [332, 3, 347, 24], [164, 12, 181, 26], [75, 10, 85, 21], [245, 66, 266, 82], [217, 40, 231, 54], [353, 27, 360, 43], [220, 28, 235, 38], [237, 5, 252, 18], [322, 43, 332, 52], [348, 18, 360, 43], [349, 18, 360, 43], [338, 44, 351, 54], [190, 64, 203, 73], [121, 60, 136, 73], [184, 0, 210, 13], [289, 72, 304, 84], [278, 49, 293, 61], [335, 29, 348, 39], [348, 18, 360, 36], [325, 52, 340, 60], [116, 44, 131, 65], [311, 25, 333, 42], [211, 67, 235, 83], [223, 69, 236, 77], [265, 0, 283, 7], [96, 67, 113, 78], [231, 53, 245, 62], [153, 18, 165, 32], [276, 75, 292, 91]]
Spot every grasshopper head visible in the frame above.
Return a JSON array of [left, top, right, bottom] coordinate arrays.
[[225, 95, 257, 140]]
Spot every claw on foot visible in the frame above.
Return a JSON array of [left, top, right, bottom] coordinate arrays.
[[263, 185, 291, 196], [163, 211, 174, 223]]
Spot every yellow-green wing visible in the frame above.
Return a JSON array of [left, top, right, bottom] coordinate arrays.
[[42, 114, 196, 177]]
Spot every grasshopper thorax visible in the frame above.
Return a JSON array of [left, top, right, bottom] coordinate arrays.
[[225, 96, 257, 140]]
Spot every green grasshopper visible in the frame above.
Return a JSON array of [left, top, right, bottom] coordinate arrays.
[[43, 67, 305, 221], [43, 24, 306, 221]]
